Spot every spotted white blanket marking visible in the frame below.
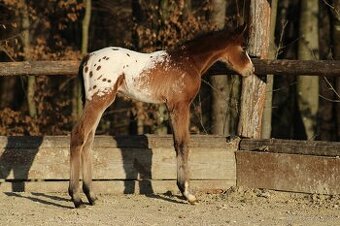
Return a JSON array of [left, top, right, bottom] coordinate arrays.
[[83, 47, 169, 103]]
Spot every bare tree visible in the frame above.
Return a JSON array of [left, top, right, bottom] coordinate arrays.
[[261, 0, 278, 138], [72, 0, 91, 122], [210, 0, 229, 135], [21, 1, 36, 118], [297, 0, 319, 140], [332, 0, 340, 140]]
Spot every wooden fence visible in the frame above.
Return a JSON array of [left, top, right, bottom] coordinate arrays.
[[237, 139, 340, 195], [0, 135, 236, 193], [0, 59, 340, 195], [0, 135, 340, 195]]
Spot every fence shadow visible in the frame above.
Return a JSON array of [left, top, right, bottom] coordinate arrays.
[[0, 136, 42, 191]]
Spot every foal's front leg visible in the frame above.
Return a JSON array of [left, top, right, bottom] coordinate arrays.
[[168, 102, 197, 204]]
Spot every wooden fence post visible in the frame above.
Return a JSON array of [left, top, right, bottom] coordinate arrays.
[[237, 0, 271, 138]]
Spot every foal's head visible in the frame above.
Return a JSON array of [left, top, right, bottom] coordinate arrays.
[[220, 25, 254, 77]]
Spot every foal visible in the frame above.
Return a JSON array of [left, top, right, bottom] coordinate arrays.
[[69, 25, 254, 208]]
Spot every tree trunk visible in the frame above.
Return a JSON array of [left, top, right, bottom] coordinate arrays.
[[21, 2, 36, 118], [210, 0, 229, 135], [261, 0, 278, 139], [81, 0, 91, 55], [237, 0, 271, 138], [333, 0, 340, 141], [131, 0, 192, 135], [154, 0, 192, 135], [154, 0, 172, 135], [297, 0, 319, 140], [131, 0, 146, 134], [72, 0, 91, 122]]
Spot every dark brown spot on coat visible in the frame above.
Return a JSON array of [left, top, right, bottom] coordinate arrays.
[[89, 71, 93, 77], [102, 78, 107, 82], [98, 59, 101, 62], [93, 85, 97, 89], [126, 53, 130, 57], [82, 54, 90, 66], [112, 48, 119, 50], [108, 80, 111, 83], [94, 64, 97, 67], [97, 66, 101, 71], [97, 75, 103, 80], [85, 66, 89, 73], [106, 57, 110, 60]]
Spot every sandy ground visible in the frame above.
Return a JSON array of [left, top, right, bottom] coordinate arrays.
[[1, 186, 340, 226]]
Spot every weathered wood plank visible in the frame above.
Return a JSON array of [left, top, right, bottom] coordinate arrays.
[[1, 60, 340, 77], [239, 139, 340, 157], [250, 59, 340, 76], [0, 135, 231, 149], [236, 151, 340, 195], [0, 179, 234, 193], [0, 61, 79, 77], [0, 136, 237, 182], [0, 147, 235, 180]]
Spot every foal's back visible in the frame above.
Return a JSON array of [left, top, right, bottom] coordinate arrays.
[[83, 47, 200, 105]]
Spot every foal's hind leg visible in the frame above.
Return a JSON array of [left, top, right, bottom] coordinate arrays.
[[69, 95, 114, 208], [168, 102, 197, 204], [82, 130, 97, 205], [69, 119, 89, 208], [69, 105, 106, 208]]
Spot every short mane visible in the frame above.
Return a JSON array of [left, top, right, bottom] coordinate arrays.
[[174, 26, 245, 52]]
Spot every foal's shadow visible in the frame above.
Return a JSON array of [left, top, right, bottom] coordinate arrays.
[[5, 192, 73, 209], [117, 135, 185, 204], [117, 135, 154, 194], [146, 193, 188, 205]]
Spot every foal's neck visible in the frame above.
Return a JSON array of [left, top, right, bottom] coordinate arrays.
[[179, 30, 235, 75]]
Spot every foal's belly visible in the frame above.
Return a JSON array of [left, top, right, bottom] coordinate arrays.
[[118, 85, 163, 104]]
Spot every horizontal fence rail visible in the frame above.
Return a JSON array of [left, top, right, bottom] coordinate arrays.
[[1, 59, 340, 77]]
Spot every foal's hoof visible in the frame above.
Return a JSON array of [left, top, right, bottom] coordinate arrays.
[[185, 194, 198, 205], [88, 197, 98, 206], [73, 199, 86, 208], [188, 199, 198, 205]]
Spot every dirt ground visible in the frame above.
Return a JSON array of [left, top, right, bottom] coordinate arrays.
[[1, 186, 340, 226]]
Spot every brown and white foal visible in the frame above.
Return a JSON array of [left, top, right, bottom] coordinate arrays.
[[69, 26, 254, 208]]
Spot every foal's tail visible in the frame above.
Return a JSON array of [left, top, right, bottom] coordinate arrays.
[[78, 55, 89, 106]]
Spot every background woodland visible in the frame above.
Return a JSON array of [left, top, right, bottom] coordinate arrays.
[[0, 0, 339, 141]]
